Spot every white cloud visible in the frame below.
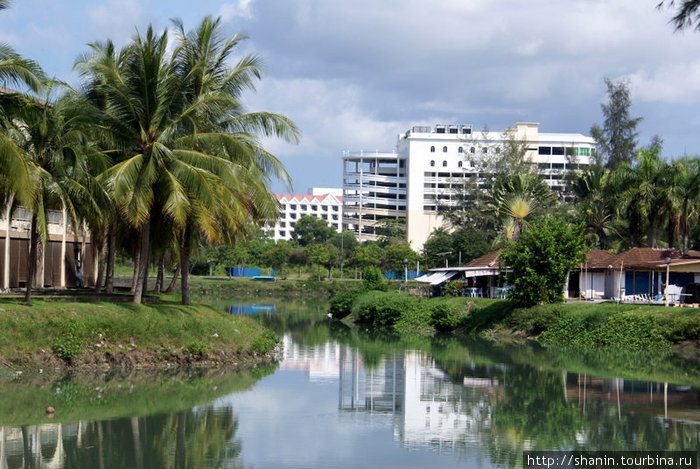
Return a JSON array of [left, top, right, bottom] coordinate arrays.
[[217, 0, 255, 22], [88, 0, 143, 45], [628, 62, 700, 104]]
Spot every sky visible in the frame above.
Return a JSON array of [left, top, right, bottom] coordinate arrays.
[[1, 0, 699, 193]]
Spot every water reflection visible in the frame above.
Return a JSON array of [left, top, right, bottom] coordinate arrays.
[[0, 406, 243, 469], [0, 298, 698, 469]]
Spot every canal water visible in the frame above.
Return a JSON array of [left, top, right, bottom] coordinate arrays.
[[0, 298, 698, 468]]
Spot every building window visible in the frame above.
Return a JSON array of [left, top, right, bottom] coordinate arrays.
[[301, 204, 307, 210], [442, 146, 448, 152], [430, 146, 435, 152], [332, 206, 338, 211], [290, 204, 297, 210], [311, 205, 317, 211], [279, 230, 285, 237], [430, 160, 435, 167], [482, 147, 488, 154], [552, 147, 565, 155], [538, 146, 552, 155], [442, 160, 447, 167], [470, 147, 475, 154], [458, 147, 463, 153], [290, 213, 297, 219], [458, 161, 463, 168]]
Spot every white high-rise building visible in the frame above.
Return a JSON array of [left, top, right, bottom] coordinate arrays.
[[343, 122, 596, 249], [266, 189, 343, 242]]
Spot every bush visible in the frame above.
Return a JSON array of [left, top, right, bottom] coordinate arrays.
[[250, 330, 280, 353], [352, 291, 420, 327], [328, 288, 365, 319], [362, 266, 387, 291], [52, 321, 83, 362], [442, 281, 465, 297], [429, 301, 466, 332]]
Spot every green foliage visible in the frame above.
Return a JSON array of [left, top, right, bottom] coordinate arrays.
[[352, 291, 421, 327], [590, 78, 641, 169], [429, 301, 466, 332], [362, 266, 387, 291], [293, 215, 335, 246], [186, 341, 208, 357], [250, 330, 280, 353], [52, 321, 83, 362], [349, 243, 383, 269], [328, 288, 365, 319], [382, 242, 418, 273], [442, 280, 465, 297], [500, 216, 587, 306]]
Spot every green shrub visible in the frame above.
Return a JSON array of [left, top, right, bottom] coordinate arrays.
[[362, 266, 387, 291], [352, 291, 420, 327], [429, 301, 466, 331], [52, 321, 83, 362], [250, 330, 280, 353], [328, 288, 365, 319], [185, 341, 209, 357], [503, 304, 566, 335], [442, 281, 465, 297]]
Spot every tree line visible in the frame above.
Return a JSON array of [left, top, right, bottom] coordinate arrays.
[[0, 11, 299, 305]]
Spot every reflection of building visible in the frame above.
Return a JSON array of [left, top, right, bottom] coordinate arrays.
[[337, 347, 501, 451], [280, 334, 344, 382], [0, 422, 84, 468]]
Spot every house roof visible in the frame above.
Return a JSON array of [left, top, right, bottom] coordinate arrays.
[[584, 250, 619, 269], [463, 250, 501, 269], [577, 247, 700, 271], [275, 193, 342, 204]]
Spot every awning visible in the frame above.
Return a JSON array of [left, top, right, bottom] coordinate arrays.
[[416, 271, 460, 285]]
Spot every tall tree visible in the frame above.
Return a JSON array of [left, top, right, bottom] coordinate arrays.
[[590, 78, 642, 170], [77, 17, 297, 304]]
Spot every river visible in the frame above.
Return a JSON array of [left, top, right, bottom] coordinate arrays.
[[0, 297, 698, 468]]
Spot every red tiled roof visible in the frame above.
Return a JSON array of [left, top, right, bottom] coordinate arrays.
[[463, 251, 500, 268], [275, 193, 342, 203], [584, 249, 618, 269]]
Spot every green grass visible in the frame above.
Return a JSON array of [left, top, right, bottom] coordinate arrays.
[[0, 299, 277, 368]]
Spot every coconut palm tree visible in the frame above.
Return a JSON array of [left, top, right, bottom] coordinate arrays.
[[11, 84, 107, 304], [77, 19, 298, 304]]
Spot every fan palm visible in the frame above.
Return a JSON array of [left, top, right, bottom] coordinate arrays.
[[487, 173, 556, 241], [77, 19, 298, 304]]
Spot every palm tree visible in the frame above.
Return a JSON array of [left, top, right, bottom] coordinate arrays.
[[613, 147, 666, 248], [571, 166, 618, 249], [486, 173, 556, 241], [77, 19, 298, 304], [668, 158, 700, 252], [10, 84, 106, 304]]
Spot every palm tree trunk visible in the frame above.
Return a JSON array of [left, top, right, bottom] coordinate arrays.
[[105, 223, 116, 294], [133, 218, 151, 304], [3, 195, 13, 291], [179, 228, 190, 305], [95, 227, 108, 293], [165, 265, 180, 293], [25, 214, 38, 306], [154, 252, 164, 294]]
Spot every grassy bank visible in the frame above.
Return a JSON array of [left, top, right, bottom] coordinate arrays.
[[335, 290, 700, 354], [0, 299, 279, 371]]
